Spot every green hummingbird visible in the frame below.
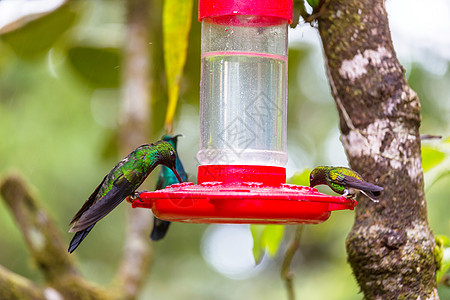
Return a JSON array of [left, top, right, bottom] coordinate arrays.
[[68, 140, 182, 253], [150, 134, 188, 241], [309, 166, 383, 202]]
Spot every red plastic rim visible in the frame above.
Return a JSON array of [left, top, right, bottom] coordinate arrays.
[[198, 165, 286, 185], [199, 0, 293, 23], [132, 181, 356, 224]]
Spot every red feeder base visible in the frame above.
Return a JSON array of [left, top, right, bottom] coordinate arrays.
[[132, 165, 356, 224]]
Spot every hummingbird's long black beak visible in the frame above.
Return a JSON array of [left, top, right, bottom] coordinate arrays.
[[171, 167, 183, 183]]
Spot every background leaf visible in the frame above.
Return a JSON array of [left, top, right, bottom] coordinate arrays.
[[163, 0, 194, 131], [436, 235, 450, 283], [262, 225, 285, 257], [251, 225, 265, 263], [423, 137, 450, 191], [306, 0, 320, 9], [251, 225, 285, 263], [0, 4, 76, 59], [289, 168, 312, 186], [67, 46, 121, 88], [422, 146, 445, 173]]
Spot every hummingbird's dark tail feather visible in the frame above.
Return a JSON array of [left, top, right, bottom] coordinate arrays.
[[150, 217, 171, 241], [70, 181, 134, 232], [69, 224, 95, 253]]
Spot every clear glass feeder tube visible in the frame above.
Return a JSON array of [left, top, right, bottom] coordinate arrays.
[[197, 15, 288, 167]]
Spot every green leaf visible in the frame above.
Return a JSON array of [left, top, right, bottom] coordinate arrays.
[[67, 46, 121, 88], [437, 257, 450, 284], [0, 4, 76, 59], [251, 225, 285, 262], [422, 146, 445, 173], [436, 235, 450, 284], [425, 164, 450, 192], [291, 0, 304, 28], [436, 235, 450, 247], [262, 225, 285, 257], [306, 0, 320, 9], [251, 225, 265, 264], [422, 137, 450, 191], [163, 0, 194, 131], [288, 168, 312, 186]]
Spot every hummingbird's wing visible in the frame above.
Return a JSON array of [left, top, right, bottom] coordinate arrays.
[[339, 175, 384, 193], [69, 173, 137, 232], [69, 175, 108, 226]]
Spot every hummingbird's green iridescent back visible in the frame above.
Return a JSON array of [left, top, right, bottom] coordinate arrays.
[[96, 141, 176, 200], [327, 167, 363, 194]]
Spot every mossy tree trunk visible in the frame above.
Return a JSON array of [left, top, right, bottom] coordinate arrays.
[[316, 0, 438, 298]]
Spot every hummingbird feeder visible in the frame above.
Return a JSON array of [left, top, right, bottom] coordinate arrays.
[[132, 0, 356, 223]]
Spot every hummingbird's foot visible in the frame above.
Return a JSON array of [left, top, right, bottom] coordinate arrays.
[[125, 194, 137, 204], [137, 191, 148, 202], [126, 191, 146, 204], [348, 195, 356, 205], [341, 190, 356, 204]]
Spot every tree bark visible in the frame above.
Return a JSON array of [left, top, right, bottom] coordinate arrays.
[[317, 0, 438, 298]]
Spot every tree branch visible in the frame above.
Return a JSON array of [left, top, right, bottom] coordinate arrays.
[[0, 172, 110, 299], [0, 172, 78, 281], [114, 0, 154, 299], [0, 265, 45, 300], [280, 225, 304, 300]]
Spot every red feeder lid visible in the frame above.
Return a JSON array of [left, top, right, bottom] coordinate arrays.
[[132, 165, 356, 224], [199, 0, 293, 23]]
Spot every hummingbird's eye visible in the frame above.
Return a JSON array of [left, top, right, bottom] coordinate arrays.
[[169, 150, 176, 160]]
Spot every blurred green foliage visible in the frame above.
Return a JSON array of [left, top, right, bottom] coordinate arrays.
[[435, 235, 450, 284], [0, 1, 449, 299], [0, 4, 76, 59], [67, 46, 121, 88]]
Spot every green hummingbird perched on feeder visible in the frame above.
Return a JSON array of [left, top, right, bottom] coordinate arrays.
[[68, 140, 182, 253], [150, 134, 188, 241], [309, 166, 383, 202]]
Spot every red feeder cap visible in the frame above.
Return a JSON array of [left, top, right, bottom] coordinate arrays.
[[199, 0, 293, 23]]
